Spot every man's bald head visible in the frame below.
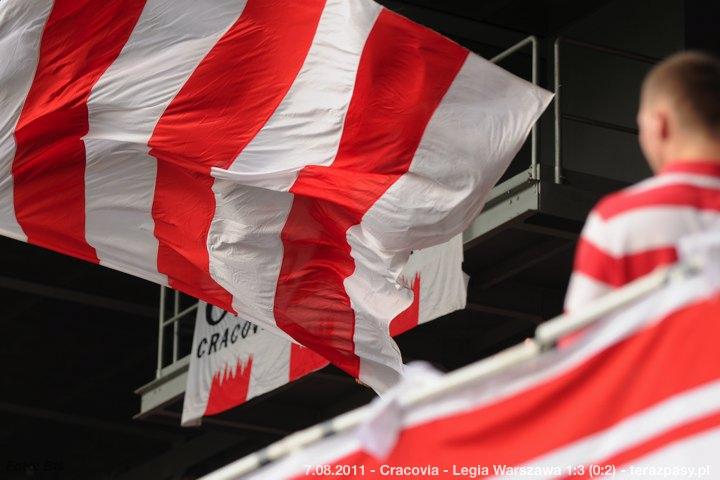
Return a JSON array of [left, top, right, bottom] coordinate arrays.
[[638, 51, 720, 172]]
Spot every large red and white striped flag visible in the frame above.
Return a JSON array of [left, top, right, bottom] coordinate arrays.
[[243, 238, 720, 479], [0, 0, 551, 390]]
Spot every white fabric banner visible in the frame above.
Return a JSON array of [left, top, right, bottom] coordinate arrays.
[[182, 235, 468, 426]]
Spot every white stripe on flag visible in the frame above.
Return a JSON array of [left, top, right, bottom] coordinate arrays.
[[0, 0, 53, 241], [247, 345, 292, 402], [611, 427, 720, 479], [83, 0, 248, 283], [414, 236, 468, 323], [347, 231, 409, 389], [211, 0, 382, 192], [504, 379, 720, 479], [206, 182, 293, 328]]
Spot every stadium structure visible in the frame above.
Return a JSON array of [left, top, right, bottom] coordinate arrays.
[[1, 0, 718, 478]]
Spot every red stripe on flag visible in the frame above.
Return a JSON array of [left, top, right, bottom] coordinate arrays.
[[289, 343, 330, 382], [384, 296, 720, 475], [12, 0, 146, 262], [574, 239, 678, 287], [389, 276, 420, 337], [148, 0, 325, 310], [274, 9, 468, 377], [288, 275, 419, 383], [567, 411, 720, 480]]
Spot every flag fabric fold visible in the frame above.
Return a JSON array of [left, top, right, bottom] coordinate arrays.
[[244, 235, 720, 479], [0, 0, 551, 390], [182, 235, 468, 426]]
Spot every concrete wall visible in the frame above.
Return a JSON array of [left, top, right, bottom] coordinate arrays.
[[550, 0, 684, 185]]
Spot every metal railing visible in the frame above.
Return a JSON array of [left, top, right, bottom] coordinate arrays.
[[156, 286, 198, 378], [490, 35, 539, 179]]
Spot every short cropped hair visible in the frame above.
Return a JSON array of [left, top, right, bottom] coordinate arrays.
[[642, 51, 720, 137]]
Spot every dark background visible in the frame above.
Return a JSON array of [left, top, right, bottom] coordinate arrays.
[[1, 1, 718, 478]]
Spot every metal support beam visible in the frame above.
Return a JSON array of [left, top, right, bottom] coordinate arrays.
[[513, 222, 580, 240], [136, 359, 189, 417], [554, 38, 562, 184], [463, 170, 539, 248], [466, 302, 544, 324], [0, 275, 156, 318], [475, 239, 573, 290], [563, 113, 638, 135]]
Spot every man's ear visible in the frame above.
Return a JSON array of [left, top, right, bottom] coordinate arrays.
[[656, 108, 671, 141]]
